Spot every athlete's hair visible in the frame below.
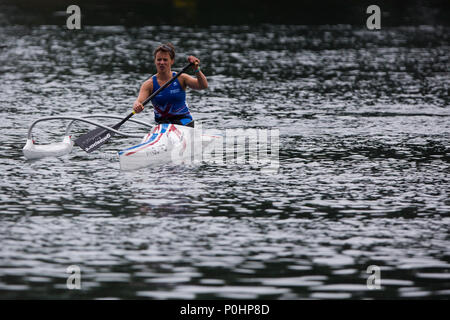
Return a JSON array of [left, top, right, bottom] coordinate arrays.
[[153, 43, 175, 60]]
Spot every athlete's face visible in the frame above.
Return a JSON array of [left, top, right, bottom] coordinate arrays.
[[155, 51, 174, 73]]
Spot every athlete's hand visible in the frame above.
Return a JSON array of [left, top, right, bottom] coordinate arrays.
[[188, 55, 200, 70], [133, 100, 144, 113]]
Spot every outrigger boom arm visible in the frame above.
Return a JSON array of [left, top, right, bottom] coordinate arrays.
[[27, 114, 152, 140], [23, 114, 154, 160]]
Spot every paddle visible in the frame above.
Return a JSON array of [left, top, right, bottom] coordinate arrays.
[[75, 62, 194, 153]]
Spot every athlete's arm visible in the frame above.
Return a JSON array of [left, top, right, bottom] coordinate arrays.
[[180, 55, 208, 90], [181, 72, 208, 90], [133, 78, 153, 113]]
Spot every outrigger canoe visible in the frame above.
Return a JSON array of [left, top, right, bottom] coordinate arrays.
[[22, 114, 220, 170], [23, 63, 221, 169]]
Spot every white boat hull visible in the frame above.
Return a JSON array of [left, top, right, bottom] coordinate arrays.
[[118, 124, 218, 171]]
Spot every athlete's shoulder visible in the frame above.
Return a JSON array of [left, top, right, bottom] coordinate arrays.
[[142, 76, 154, 90]]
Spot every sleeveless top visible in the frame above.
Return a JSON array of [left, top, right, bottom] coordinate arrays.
[[151, 72, 193, 125]]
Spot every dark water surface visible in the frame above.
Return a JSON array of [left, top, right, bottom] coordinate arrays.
[[0, 15, 449, 299]]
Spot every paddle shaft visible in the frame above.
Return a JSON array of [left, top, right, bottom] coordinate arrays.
[[122, 62, 195, 121]]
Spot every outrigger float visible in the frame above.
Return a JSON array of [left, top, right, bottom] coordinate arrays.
[[23, 114, 219, 171]]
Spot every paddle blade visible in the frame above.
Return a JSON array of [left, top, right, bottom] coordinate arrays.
[[74, 123, 119, 153], [74, 112, 135, 153]]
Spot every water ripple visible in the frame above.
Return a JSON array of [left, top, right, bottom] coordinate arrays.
[[0, 23, 449, 299]]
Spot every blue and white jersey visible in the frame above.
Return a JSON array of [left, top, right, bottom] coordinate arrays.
[[151, 72, 193, 125]]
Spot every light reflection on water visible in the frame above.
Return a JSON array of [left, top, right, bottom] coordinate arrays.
[[0, 22, 449, 299]]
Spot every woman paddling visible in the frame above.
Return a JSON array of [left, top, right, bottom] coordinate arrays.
[[132, 43, 208, 127]]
